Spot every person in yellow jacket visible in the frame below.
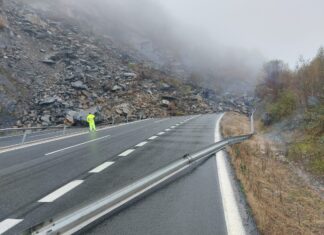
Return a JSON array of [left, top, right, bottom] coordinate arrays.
[[87, 113, 96, 132]]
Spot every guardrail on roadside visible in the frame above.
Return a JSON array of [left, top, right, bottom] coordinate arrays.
[[28, 135, 253, 235], [0, 126, 70, 145]]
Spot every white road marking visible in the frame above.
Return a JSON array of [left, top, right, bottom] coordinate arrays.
[[148, 136, 158, 140], [118, 149, 135, 157], [175, 124, 179, 126], [0, 118, 151, 154], [38, 180, 84, 203], [135, 141, 148, 147], [170, 126, 176, 129], [0, 219, 23, 234], [45, 135, 110, 156], [157, 132, 165, 135], [154, 119, 167, 123], [165, 129, 171, 131], [215, 113, 246, 235], [89, 162, 114, 173]]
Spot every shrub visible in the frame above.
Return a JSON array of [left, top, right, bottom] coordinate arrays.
[[267, 90, 296, 122]]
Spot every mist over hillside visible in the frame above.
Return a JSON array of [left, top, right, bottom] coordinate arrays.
[[21, 0, 264, 94]]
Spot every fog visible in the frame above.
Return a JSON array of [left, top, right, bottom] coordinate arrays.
[[22, 0, 323, 93], [158, 0, 324, 67]]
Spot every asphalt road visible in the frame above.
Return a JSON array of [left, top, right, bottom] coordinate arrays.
[[0, 127, 86, 148], [0, 114, 229, 235]]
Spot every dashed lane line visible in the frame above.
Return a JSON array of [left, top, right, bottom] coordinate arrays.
[[148, 136, 158, 140], [135, 141, 148, 147], [89, 162, 114, 173], [0, 219, 23, 234], [157, 132, 165, 135], [118, 149, 135, 157], [45, 134, 110, 156], [38, 180, 84, 203]]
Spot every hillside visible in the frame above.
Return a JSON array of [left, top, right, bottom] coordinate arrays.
[[0, 0, 252, 128], [256, 49, 324, 178]]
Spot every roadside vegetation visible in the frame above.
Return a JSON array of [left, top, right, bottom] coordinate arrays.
[[221, 112, 324, 235], [256, 47, 324, 176]]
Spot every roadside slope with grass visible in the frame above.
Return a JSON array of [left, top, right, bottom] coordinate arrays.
[[221, 112, 324, 235]]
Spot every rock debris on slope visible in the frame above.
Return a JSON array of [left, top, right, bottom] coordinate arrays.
[[0, 0, 253, 128]]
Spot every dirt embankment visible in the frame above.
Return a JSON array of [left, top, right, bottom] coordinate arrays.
[[221, 112, 324, 235]]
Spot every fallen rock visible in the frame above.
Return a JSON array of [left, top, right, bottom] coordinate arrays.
[[307, 96, 320, 107], [40, 114, 51, 124], [261, 112, 272, 126], [39, 97, 57, 105], [123, 72, 137, 79], [111, 85, 122, 92], [71, 81, 88, 90], [161, 99, 170, 107]]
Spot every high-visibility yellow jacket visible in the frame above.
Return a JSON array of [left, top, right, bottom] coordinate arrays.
[[87, 114, 95, 123]]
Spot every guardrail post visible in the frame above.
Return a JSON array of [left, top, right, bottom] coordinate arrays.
[[126, 115, 128, 123], [63, 125, 67, 135], [21, 130, 31, 144], [112, 116, 115, 125], [250, 109, 256, 134]]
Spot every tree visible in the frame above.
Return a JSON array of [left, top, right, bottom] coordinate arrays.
[[262, 60, 287, 99]]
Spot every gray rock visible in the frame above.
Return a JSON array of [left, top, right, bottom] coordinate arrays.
[[41, 59, 56, 65], [39, 97, 57, 105], [261, 112, 272, 126], [123, 72, 137, 79], [71, 81, 88, 90], [161, 99, 170, 107], [41, 114, 51, 124], [307, 96, 320, 107], [112, 85, 122, 92]]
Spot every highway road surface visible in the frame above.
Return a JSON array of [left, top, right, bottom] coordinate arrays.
[[0, 114, 250, 235]]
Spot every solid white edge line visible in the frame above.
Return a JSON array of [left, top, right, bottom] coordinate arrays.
[[148, 136, 158, 140], [89, 162, 114, 173], [45, 135, 110, 156], [38, 180, 84, 203], [118, 149, 135, 157], [0, 219, 23, 234], [0, 119, 152, 154], [215, 113, 246, 235], [135, 141, 148, 147]]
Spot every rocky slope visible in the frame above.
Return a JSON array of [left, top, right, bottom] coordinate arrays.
[[0, 0, 253, 128]]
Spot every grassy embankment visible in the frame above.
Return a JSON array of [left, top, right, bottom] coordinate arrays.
[[221, 112, 323, 235]]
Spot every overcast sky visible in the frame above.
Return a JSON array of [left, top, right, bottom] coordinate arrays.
[[156, 0, 324, 66]]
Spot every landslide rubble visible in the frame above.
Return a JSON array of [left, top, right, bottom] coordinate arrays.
[[0, 0, 253, 127]]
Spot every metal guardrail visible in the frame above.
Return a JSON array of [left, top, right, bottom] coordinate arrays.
[[0, 126, 70, 146], [29, 135, 253, 235], [25, 112, 255, 234]]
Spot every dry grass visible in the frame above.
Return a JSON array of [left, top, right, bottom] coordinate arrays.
[[221, 112, 324, 235]]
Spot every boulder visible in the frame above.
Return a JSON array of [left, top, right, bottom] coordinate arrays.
[[261, 112, 272, 126], [123, 72, 137, 79], [39, 97, 57, 105], [307, 96, 320, 107], [40, 114, 51, 124], [111, 85, 122, 92], [71, 81, 88, 90], [161, 99, 170, 107]]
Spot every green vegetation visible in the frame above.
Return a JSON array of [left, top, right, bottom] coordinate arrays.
[[266, 90, 296, 122], [256, 47, 324, 175]]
